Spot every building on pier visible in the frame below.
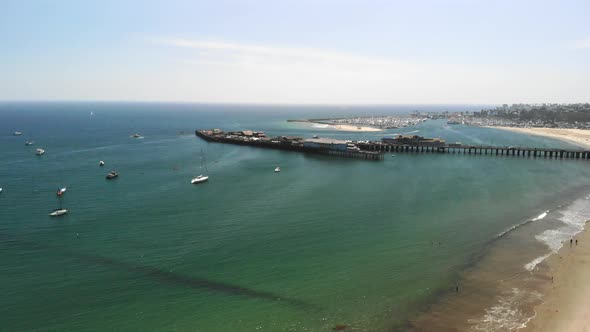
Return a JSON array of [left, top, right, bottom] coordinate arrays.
[[382, 135, 445, 146], [303, 138, 349, 151]]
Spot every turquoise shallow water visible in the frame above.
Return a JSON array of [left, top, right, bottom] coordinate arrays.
[[1, 102, 590, 331]]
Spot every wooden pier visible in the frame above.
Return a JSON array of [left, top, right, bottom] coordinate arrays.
[[356, 142, 590, 160], [197, 129, 590, 162], [196, 130, 384, 161]]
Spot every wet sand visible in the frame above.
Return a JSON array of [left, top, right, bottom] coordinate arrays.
[[521, 224, 590, 332], [488, 127, 590, 149]]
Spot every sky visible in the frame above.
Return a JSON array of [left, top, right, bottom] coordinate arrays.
[[1, 0, 589, 104]]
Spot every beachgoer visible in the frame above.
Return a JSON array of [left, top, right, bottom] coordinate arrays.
[[576, 239, 578, 245]]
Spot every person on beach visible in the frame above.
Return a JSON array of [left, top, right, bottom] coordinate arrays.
[[570, 238, 573, 246], [576, 239, 578, 245]]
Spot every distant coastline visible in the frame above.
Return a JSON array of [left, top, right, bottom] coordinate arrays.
[[287, 119, 383, 132]]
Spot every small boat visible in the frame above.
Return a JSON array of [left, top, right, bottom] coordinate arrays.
[[0, 188, 3, 193], [56, 187, 67, 196], [274, 166, 281, 172], [99, 160, 105, 167], [25, 141, 34, 146], [35, 148, 45, 155], [106, 170, 119, 179], [13, 131, 22, 136], [191, 175, 209, 184], [131, 133, 142, 138], [312, 135, 319, 138], [191, 152, 209, 184], [49, 209, 68, 217]]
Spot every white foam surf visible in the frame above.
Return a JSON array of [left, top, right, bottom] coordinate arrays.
[[497, 211, 549, 238], [524, 196, 590, 271], [469, 288, 542, 332], [532, 211, 548, 221], [312, 124, 330, 129]]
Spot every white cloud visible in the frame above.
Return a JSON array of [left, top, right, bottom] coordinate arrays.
[[144, 37, 589, 104], [572, 39, 590, 50], [154, 37, 399, 68]]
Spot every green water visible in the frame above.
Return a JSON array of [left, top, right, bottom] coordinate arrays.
[[1, 103, 590, 331]]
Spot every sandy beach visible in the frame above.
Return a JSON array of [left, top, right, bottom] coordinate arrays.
[[521, 223, 590, 332], [488, 126, 590, 331], [488, 126, 590, 149]]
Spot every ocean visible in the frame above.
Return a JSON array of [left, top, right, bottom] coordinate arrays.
[[1, 102, 590, 331]]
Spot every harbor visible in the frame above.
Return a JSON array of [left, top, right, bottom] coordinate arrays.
[[197, 129, 590, 161]]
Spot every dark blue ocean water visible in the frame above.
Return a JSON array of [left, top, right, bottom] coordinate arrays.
[[1, 102, 589, 331]]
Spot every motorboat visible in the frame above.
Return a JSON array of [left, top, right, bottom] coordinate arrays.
[[106, 170, 119, 179], [99, 160, 105, 167], [49, 209, 68, 217], [131, 133, 142, 138], [25, 141, 34, 146], [191, 175, 209, 184], [35, 148, 45, 155], [56, 187, 67, 196], [312, 135, 319, 138], [274, 166, 281, 172], [13, 131, 22, 136]]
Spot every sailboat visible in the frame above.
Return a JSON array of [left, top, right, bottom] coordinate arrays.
[[49, 190, 67, 217], [191, 153, 209, 184]]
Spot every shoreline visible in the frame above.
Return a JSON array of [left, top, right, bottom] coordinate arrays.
[[521, 220, 590, 332], [485, 126, 590, 149]]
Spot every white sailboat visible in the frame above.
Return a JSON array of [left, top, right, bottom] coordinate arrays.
[[191, 153, 209, 184]]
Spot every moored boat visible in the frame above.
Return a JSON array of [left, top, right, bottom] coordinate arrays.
[[49, 209, 68, 217], [191, 175, 209, 184], [106, 170, 118, 179], [191, 152, 209, 184], [35, 148, 45, 155]]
